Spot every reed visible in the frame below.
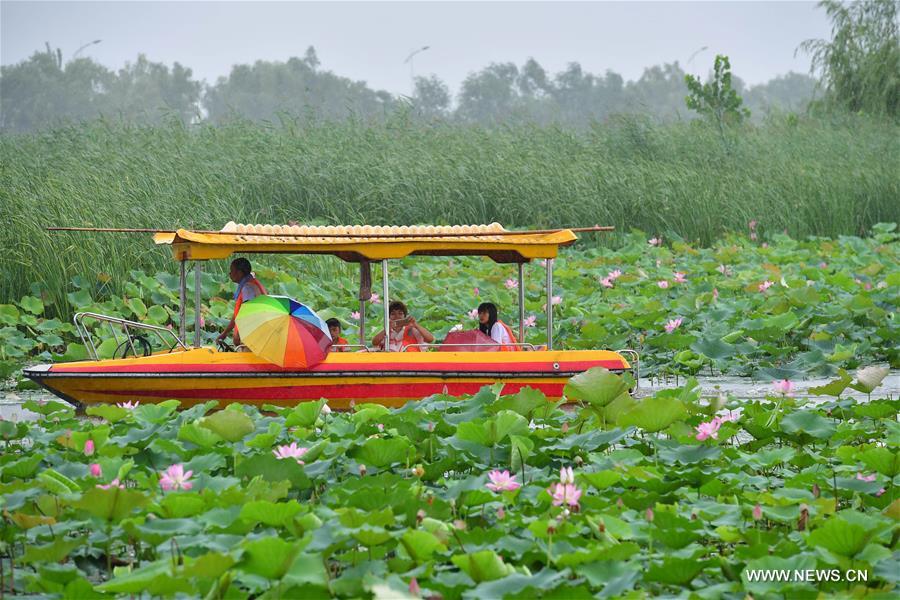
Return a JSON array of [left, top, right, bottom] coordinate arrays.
[[1, 113, 897, 310]]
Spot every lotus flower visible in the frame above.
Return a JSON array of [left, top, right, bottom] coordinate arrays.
[[674, 272, 687, 283], [496, 506, 506, 520], [273, 442, 308, 464], [648, 238, 661, 246], [549, 483, 582, 508], [504, 278, 518, 289], [409, 577, 421, 598], [717, 264, 730, 276], [664, 318, 683, 333], [695, 419, 721, 441], [473, 287, 479, 296], [856, 472, 876, 482], [321, 402, 332, 415], [657, 280, 669, 289], [370, 293, 380, 304], [159, 464, 193, 491], [523, 315, 537, 327], [608, 269, 622, 280], [758, 280, 774, 292], [752, 504, 762, 521], [350, 311, 360, 320], [773, 379, 794, 396], [83, 440, 95, 456], [559, 466, 575, 485], [600, 277, 614, 288], [486, 470, 521, 492], [90, 463, 102, 478], [750, 232, 758, 241], [117, 401, 139, 410], [551, 295, 562, 305], [749, 220, 758, 230], [97, 478, 125, 490], [468, 308, 479, 319], [538, 259, 547, 267]]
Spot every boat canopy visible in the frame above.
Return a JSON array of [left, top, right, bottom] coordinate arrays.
[[154, 222, 578, 263]]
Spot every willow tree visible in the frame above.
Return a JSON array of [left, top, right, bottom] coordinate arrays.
[[800, 0, 900, 118]]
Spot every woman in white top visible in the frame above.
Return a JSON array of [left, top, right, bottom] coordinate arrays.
[[477, 302, 520, 351]]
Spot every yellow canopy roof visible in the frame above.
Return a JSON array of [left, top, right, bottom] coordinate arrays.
[[154, 222, 577, 263]]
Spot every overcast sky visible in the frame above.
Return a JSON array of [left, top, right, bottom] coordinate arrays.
[[2, 1, 831, 94]]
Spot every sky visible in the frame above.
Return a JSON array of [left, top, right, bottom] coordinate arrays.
[[1, 1, 832, 95]]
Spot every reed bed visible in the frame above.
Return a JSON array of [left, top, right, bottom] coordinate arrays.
[[1, 114, 897, 310]]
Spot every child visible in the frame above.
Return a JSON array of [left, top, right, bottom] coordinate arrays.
[[477, 302, 520, 351], [326, 318, 350, 351]]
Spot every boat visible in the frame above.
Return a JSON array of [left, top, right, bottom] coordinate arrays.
[[25, 222, 635, 409]]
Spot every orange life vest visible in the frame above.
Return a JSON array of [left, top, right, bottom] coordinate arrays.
[[233, 277, 267, 333], [497, 320, 520, 352], [333, 336, 350, 351], [384, 325, 421, 352]]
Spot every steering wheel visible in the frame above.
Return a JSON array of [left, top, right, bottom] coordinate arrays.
[[216, 339, 234, 353], [115, 335, 153, 359]]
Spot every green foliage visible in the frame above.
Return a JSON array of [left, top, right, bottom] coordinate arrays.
[[1, 378, 898, 597], [800, 0, 900, 118], [685, 54, 750, 132]]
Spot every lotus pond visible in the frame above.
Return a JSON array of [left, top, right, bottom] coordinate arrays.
[[0, 226, 897, 386], [1, 368, 898, 598]]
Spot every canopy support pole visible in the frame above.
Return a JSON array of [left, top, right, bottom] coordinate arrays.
[[178, 259, 186, 342], [546, 258, 554, 350], [382, 260, 390, 351], [517, 262, 525, 343], [194, 262, 202, 348], [359, 300, 366, 346]]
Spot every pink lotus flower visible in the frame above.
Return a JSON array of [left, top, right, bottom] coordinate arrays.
[[376, 423, 384, 432], [600, 277, 614, 288], [551, 295, 562, 306], [758, 280, 774, 292], [750, 232, 758, 241], [674, 272, 687, 284], [549, 483, 582, 508], [159, 464, 193, 491], [273, 442, 308, 464], [199, 315, 205, 329], [473, 287, 479, 296], [468, 308, 479, 319], [749, 220, 758, 230], [856, 473, 876, 483], [538, 259, 547, 267], [657, 280, 669, 289], [559, 466, 574, 485], [648, 238, 661, 246], [370, 293, 380, 304], [504, 278, 518, 289], [486, 470, 521, 492], [761, 242, 769, 248], [819, 262, 828, 269], [117, 401, 139, 410], [496, 506, 505, 520], [84, 440, 95, 456], [664, 318, 683, 333], [608, 269, 622, 280], [409, 577, 421, 598], [752, 504, 762, 521], [717, 264, 730, 276], [97, 478, 124, 490], [717, 411, 740, 423], [350, 311, 360, 320], [523, 315, 536, 328], [876, 488, 886, 496], [321, 402, 332, 415], [90, 463, 102, 478], [645, 507, 654, 522], [773, 379, 794, 396], [695, 419, 721, 441]]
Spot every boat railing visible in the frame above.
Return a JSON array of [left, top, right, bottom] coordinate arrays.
[[332, 344, 371, 352], [74, 312, 189, 360], [401, 342, 539, 352]]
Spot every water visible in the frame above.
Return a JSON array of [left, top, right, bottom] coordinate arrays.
[[3, 371, 896, 422]]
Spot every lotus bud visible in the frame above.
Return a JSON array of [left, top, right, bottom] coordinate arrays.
[[797, 504, 809, 531], [752, 504, 762, 521], [690, 512, 698, 521], [597, 520, 606, 533], [645, 507, 654, 522], [547, 519, 558, 535], [561, 422, 569, 434], [574, 456, 583, 466], [416, 509, 426, 524], [812, 483, 820, 498], [90, 463, 102, 478], [409, 577, 421, 598], [616, 497, 624, 510], [358, 464, 367, 476], [84, 439, 95, 456]]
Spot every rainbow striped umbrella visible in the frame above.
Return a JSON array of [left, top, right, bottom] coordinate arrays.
[[235, 295, 332, 368]]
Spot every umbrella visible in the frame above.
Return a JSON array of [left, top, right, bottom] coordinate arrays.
[[235, 295, 332, 367], [439, 329, 499, 352]]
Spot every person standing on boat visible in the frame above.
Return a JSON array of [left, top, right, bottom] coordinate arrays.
[[372, 301, 434, 352], [477, 302, 520, 351], [217, 257, 267, 347]]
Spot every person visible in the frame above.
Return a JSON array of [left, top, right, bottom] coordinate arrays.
[[477, 302, 520, 351], [372, 301, 434, 352], [217, 257, 267, 347], [326, 318, 350, 351]]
